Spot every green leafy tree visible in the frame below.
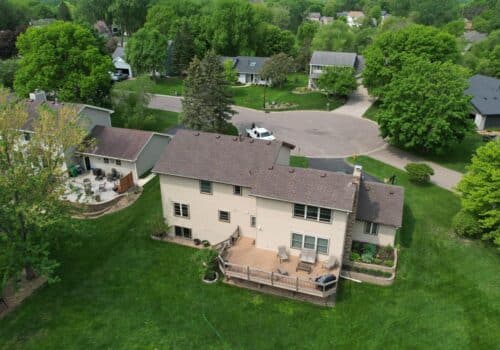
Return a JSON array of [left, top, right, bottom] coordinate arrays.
[[363, 24, 459, 97], [74, 0, 113, 25], [255, 23, 295, 56], [109, 0, 148, 42], [260, 53, 293, 87], [223, 59, 238, 85], [377, 57, 473, 154], [181, 50, 235, 133], [463, 30, 500, 79], [443, 20, 465, 37], [144, 4, 177, 36], [0, 89, 88, 289], [457, 140, 500, 248], [171, 21, 196, 76], [126, 27, 168, 77], [14, 21, 112, 105], [111, 88, 155, 130], [297, 20, 319, 45], [311, 20, 355, 52], [317, 66, 357, 97], [57, 1, 72, 21], [0, 59, 18, 88]]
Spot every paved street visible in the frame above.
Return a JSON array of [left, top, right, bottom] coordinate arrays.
[[149, 86, 463, 191]]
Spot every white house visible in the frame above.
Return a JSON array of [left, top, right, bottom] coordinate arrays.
[[337, 11, 365, 27], [465, 74, 500, 130], [153, 130, 404, 302], [222, 56, 270, 85], [112, 46, 133, 78]]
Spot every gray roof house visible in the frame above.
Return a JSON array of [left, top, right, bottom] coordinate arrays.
[[465, 74, 500, 130], [153, 130, 404, 304], [308, 51, 362, 88], [112, 46, 133, 78], [222, 56, 270, 85]]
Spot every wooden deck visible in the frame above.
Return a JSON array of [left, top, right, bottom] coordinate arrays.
[[218, 237, 339, 300]]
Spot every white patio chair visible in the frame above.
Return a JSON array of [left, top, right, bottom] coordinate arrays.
[[277, 246, 289, 263]]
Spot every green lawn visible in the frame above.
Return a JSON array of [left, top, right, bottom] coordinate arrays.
[[362, 103, 485, 173], [1, 159, 499, 349], [289, 155, 309, 168], [147, 108, 180, 132], [115, 73, 341, 111]]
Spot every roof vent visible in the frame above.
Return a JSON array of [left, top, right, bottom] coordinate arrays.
[[194, 132, 200, 136], [289, 168, 295, 173], [233, 137, 238, 141], [215, 135, 221, 139], [249, 139, 254, 143], [268, 166, 274, 170], [320, 173, 326, 177], [389, 190, 395, 195], [266, 141, 271, 145]]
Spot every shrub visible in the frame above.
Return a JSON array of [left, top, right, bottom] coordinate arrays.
[[352, 241, 362, 252], [151, 215, 169, 238], [383, 260, 394, 267], [452, 210, 483, 238], [363, 243, 377, 255], [377, 245, 394, 260], [361, 253, 374, 263], [405, 163, 434, 184], [351, 252, 361, 261], [373, 258, 383, 265], [192, 248, 219, 280]]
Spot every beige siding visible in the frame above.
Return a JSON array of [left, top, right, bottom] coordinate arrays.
[[255, 197, 349, 262], [352, 220, 396, 246], [86, 155, 138, 183], [159, 175, 257, 244], [135, 135, 170, 176]]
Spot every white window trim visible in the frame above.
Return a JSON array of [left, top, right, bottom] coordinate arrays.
[[290, 232, 329, 255], [250, 215, 256, 227], [219, 210, 230, 223], [364, 221, 379, 235], [200, 180, 212, 194], [293, 204, 333, 223]]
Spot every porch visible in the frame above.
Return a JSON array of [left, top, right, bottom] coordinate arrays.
[[64, 172, 121, 204], [217, 236, 339, 304]]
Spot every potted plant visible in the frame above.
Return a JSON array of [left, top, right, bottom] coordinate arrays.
[[193, 238, 201, 246], [192, 248, 219, 283], [202, 240, 210, 247]]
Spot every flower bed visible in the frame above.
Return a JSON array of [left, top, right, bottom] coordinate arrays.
[[350, 241, 395, 267]]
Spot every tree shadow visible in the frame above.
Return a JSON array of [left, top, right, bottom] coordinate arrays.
[[398, 203, 415, 248]]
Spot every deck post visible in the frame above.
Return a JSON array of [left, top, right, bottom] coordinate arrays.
[[271, 272, 274, 286], [296, 277, 299, 292], [247, 266, 250, 281]]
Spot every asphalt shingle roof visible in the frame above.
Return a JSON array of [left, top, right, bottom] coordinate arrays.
[[465, 74, 500, 116], [356, 181, 404, 228], [310, 51, 358, 68], [84, 126, 154, 161], [223, 56, 268, 74]]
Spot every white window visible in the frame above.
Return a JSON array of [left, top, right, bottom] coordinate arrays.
[[200, 180, 212, 194], [293, 203, 332, 223], [115, 159, 121, 165], [250, 216, 256, 227], [219, 210, 230, 222], [364, 221, 379, 235], [103, 158, 109, 164], [173, 202, 189, 218], [233, 185, 242, 195], [290, 233, 329, 255], [174, 226, 192, 239]]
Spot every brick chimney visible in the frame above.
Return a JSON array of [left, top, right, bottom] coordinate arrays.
[[342, 165, 362, 264]]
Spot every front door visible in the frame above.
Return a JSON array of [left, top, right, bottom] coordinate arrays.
[[84, 156, 91, 170]]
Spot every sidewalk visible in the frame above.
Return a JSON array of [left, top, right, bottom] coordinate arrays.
[[370, 146, 463, 192]]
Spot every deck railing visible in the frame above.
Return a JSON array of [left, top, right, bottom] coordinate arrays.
[[213, 226, 241, 256], [218, 257, 337, 299]]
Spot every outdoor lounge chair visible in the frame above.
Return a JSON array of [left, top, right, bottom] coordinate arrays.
[[322, 256, 338, 270], [277, 246, 289, 262], [299, 248, 316, 264]]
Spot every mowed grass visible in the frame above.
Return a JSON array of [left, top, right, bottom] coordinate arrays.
[[115, 73, 341, 111], [146, 108, 180, 132], [289, 155, 309, 168], [362, 103, 485, 173], [1, 159, 499, 349]]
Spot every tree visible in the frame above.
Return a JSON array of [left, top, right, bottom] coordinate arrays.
[[443, 20, 465, 37], [457, 140, 500, 248], [74, 0, 113, 25], [171, 21, 196, 76], [126, 28, 168, 77], [0, 59, 18, 88], [376, 57, 473, 154], [0, 30, 17, 59], [109, 0, 148, 43], [297, 20, 319, 45], [14, 22, 112, 105], [311, 21, 355, 52], [57, 1, 72, 21], [317, 66, 357, 97], [144, 4, 177, 37], [181, 50, 235, 133], [0, 88, 88, 289], [260, 53, 293, 87], [111, 88, 155, 130], [463, 30, 500, 79], [255, 23, 295, 57], [363, 25, 459, 98], [223, 59, 238, 85]]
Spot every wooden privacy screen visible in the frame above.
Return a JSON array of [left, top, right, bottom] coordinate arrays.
[[117, 172, 134, 194]]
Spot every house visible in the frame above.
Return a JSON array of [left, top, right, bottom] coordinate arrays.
[[307, 12, 321, 22], [153, 130, 404, 302], [308, 51, 361, 88], [337, 11, 365, 27], [77, 126, 170, 184], [112, 46, 133, 78], [20, 90, 169, 185], [465, 74, 500, 130], [222, 56, 269, 85]]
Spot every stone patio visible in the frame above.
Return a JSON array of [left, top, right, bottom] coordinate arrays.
[[63, 172, 120, 204]]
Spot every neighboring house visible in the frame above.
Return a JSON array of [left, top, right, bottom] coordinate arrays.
[[307, 12, 333, 25], [463, 30, 488, 52], [337, 11, 365, 27], [30, 18, 56, 27], [153, 130, 404, 301], [465, 74, 500, 130], [112, 46, 133, 78], [308, 51, 362, 88], [77, 126, 170, 184], [222, 56, 269, 85]]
